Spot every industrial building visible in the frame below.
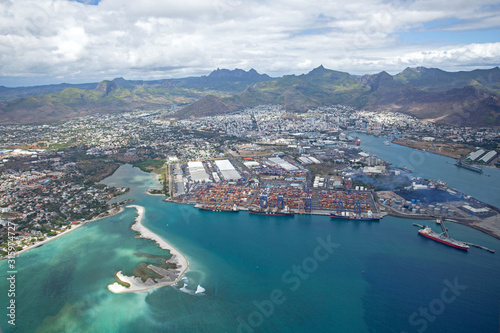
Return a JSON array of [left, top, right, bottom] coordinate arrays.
[[467, 149, 485, 162], [188, 161, 210, 182], [268, 157, 298, 171], [214, 159, 241, 180], [478, 151, 497, 164]]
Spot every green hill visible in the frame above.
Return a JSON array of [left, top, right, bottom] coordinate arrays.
[[2, 66, 499, 127], [174, 66, 500, 127], [394, 66, 500, 94], [0, 68, 272, 124]]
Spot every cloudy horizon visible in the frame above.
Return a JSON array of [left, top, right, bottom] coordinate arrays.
[[1, 0, 499, 87]]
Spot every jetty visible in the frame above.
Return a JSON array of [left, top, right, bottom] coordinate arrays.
[[454, 159, 483, 174], [413, 221, 494, 253], [463, 242, 495, 253]]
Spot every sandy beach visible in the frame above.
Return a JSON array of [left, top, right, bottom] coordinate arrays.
[[108, 205, 189, 293]]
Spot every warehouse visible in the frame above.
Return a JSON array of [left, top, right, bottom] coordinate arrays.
[[188, 161, 210, 182], [478, 151, 497, 164], [215, 159, 241, 180], [268, 157, 298, 171], [467, 149, 485, 162], [298, 156, 312, 165], [244, 161, 260, 169]]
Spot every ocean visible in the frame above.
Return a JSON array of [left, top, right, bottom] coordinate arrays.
[[1, 139, 499, 332]]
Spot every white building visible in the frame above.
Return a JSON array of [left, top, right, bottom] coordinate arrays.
[[188, 161, 210, 183], [214, 159, 241, 180]]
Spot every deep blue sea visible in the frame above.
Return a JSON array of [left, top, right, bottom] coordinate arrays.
[[1, 137, 499, 332]]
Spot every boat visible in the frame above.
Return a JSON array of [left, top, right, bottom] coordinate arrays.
[[249, 205, 294, 217], [455, 159, 483, 174], [249, 209, 295, 216], [356, 139, 361, 146], [417, 226, 469, 251], [198, 204, 239, 213], [400, 166, 413, 173], [383, 141, 391, 146], [330, 211, 380, 221]]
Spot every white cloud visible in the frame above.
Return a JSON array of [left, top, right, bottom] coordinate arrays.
[[0, 0, 499, 86], [393, 43, 500, 67]]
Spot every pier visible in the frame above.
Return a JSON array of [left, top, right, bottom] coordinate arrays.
[[463, 242, 495, 253], [412, 222, 495, 253]]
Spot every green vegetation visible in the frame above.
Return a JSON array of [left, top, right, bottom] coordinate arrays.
[[132, 158, 166, 173], [1, 66, 499, 127], [0, 69, 271, 124], [175, 66, 500, 127]]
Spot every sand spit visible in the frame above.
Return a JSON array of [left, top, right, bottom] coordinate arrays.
[[108, 205, 189, 293]]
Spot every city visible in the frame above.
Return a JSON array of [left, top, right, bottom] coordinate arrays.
[[1, 105, 499, 256]]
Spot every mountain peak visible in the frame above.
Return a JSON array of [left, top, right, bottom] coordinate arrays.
[[308, 65, 327, 74], [360, 71, 396, 91], [208, 68, 262, 79], [96, 80, 117, 96]]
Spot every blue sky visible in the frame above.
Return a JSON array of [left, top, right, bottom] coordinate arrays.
[[0, 0, 499, 87]]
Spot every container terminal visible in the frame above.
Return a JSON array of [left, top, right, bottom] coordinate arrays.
[[167, 148, 499, 242]]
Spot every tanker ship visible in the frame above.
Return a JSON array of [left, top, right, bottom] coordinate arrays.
[[418, 226, 469, 251]]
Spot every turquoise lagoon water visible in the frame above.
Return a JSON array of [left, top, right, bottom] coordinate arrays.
[[1, 159, 499, 332]]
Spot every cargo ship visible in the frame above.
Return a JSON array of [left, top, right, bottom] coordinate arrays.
[[455, 160, 483, 174], [198, 204, 239, 213], [249, 209, 295, 216], [330, 211, 380, 221], [249, 205, 294, 217], [417, 226, 469, 251]]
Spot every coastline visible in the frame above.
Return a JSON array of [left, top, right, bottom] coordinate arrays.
[[391, 138, 466, 159], [391, 138, 498, 170], [107, 205, 189, 293], [146, 188, 166, 196], [7, 205, 127, 258]]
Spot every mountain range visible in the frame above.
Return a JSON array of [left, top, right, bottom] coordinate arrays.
[[1, 66, 499, 127]]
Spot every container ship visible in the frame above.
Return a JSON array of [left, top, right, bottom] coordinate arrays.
[[248, 205, 294, 217], [330, 211, 380, 221], [198, 204, 239, 213], [417, 226, 469, 251]]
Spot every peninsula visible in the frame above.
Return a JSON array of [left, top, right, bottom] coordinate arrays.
[[107, 205, 189, 293]]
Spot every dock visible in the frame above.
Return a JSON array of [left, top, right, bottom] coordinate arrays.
[[454, 159, 483, 174], [412, 222, 495, 253], [463, 242, 495, 253]]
